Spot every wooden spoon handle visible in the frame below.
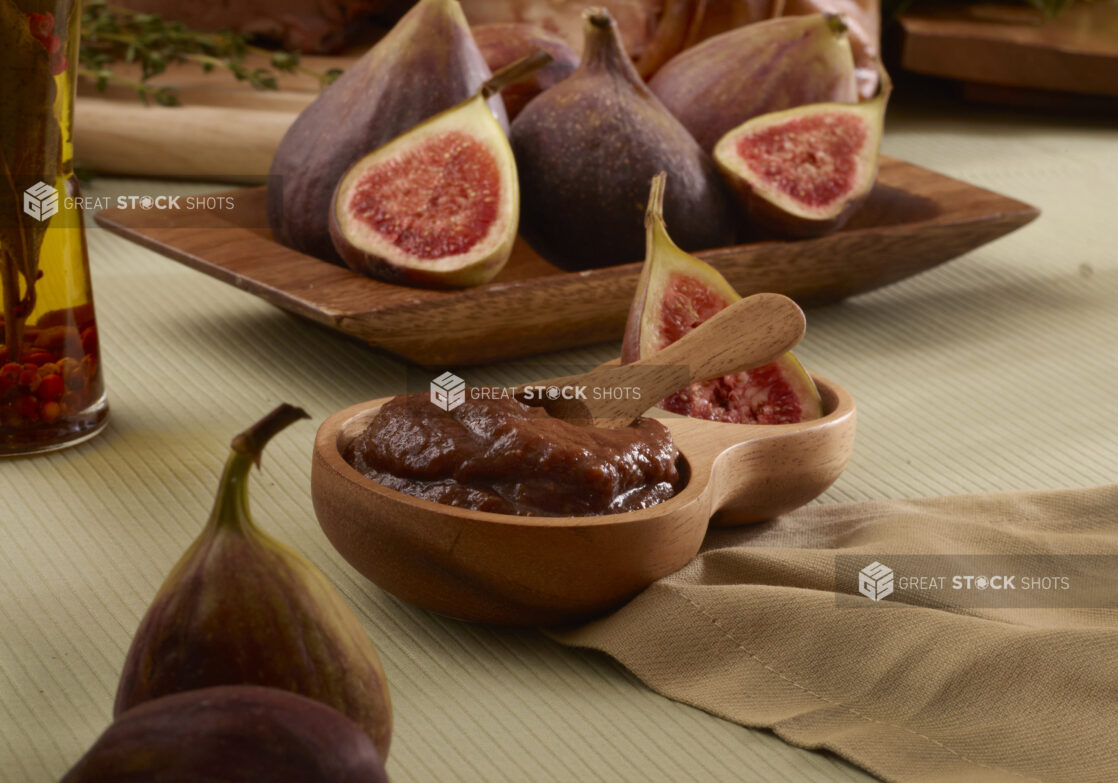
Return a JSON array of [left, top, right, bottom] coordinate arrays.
[[638, 293, 805, 394], [543, 293, 806, 427]]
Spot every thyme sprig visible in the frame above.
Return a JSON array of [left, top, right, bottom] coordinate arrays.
[[79, 1, 343, 106]]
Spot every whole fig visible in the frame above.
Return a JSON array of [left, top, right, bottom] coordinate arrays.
[[63, 686, 388, 783], [114, 404, 392, 759], [267, 0, 505, 262], [649, 14, 858, 153], [510, 7, 736, 271]]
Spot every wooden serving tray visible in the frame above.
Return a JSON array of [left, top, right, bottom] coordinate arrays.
[[93, 158, 1038, 367]]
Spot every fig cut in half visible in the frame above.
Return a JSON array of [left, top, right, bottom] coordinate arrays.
[[330, 53, 550, 288], [713, 71, 892, 239], [267, 0, 506, 263], [622, 173, 823, 425]]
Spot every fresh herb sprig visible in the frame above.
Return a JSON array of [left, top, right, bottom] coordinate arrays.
[[79, 1, 343, 106]]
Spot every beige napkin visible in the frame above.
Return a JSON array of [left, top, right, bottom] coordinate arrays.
[[549, 485, 1118, 783]]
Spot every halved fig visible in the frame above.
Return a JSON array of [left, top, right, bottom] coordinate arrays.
[[330, 54, 549, 288], [712, 70, 891, 238], [268, 0, 506, 263], [622, 173, 823, 424]]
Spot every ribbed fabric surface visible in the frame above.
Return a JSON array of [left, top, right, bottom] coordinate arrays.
[[2, 88, 1116, 781]]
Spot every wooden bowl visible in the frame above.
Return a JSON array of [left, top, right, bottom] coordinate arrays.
[[311, 374, 856, 626]]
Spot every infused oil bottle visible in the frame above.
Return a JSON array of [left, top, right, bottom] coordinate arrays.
[[1, 0, 108, 454]]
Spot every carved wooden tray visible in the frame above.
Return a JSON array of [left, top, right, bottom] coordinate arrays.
[[94, 158, 1038, 367]]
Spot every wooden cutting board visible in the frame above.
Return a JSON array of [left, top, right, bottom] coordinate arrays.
[[74, 53, 348, 182], [898, 0, 1118, 110]]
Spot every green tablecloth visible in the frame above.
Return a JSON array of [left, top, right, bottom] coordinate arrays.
[[2, 88, 1116, 782]]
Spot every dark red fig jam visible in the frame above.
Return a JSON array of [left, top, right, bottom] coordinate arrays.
[[345, 393, 681, 517]]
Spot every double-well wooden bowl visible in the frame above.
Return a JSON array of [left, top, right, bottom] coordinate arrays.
[[311, 374, 855, 626]]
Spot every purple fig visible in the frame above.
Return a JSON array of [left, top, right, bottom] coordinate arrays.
[[330, 53, 552, 288], [267, 0, 506, 263], [784, 0, 882, 98], [649, 14, 858, 153], [63, 686, 388, 783], [114, 404, 393, 759], [713, 68, 891, 238], [510, 7, 736, 271], [622, 173, 822, 423]]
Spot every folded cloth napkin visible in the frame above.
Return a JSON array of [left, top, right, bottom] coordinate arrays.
[[549, 485, 1118, 783]]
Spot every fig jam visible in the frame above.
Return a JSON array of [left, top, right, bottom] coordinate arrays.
[[345, 393, 681, 516]]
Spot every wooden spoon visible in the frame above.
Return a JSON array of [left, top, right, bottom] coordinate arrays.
[[524, 292, 806, 427]]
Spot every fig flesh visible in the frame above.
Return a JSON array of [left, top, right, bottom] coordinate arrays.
[[510, 7, 736, 271], [267, 0, 505, 263], [648, 14, 858, 153], [63, 686, 387, 783], [114, 404, 393, 760], [472, 23, 579, 120], [623, 173, 823, 424], [330, 54, 549, 288], [713, 71, 891, 238]]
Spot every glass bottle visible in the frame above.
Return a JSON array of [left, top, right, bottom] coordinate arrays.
[[1, 0, 108, 455]]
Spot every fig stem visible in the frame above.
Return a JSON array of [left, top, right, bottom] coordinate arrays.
[[480, 50, 554, 100], [586, 8, 611, 27], [823, 13, 848, 35], [645, 172, 667, 229], [579, 7, 646, 86], [213, 404, 309, 534], [231, 403, 311, 468]]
